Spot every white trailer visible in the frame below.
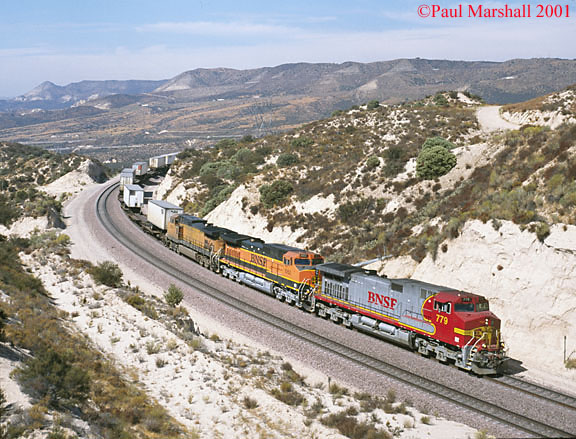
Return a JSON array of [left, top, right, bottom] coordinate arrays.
[[147, 200, 183, 231], [149, 155, 167, 169], [123, 184, 144, 208], [132, 161, 149, 176], [165, 152, 178, 165], [119, 168, 134, 189]]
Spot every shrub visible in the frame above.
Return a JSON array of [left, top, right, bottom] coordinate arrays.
[[243, 396, 259, 409], [433, 94, 449, 107], [421, 136, 455, 151], [416, 146, 457, 180], [338, 198, 376, 224], [290, 137, 314, 148], [233, 147, 261, 166], [16, 350, 90, 406], [200, 185, 236, 216], [271, 384, 304, 406], [276, 153, 299, 167], [88, 261, 123, 287], [366, 100, 380, 110], [535, 222, 550, 242], [0, 195, 19, 226], [320, 411, 391, 439], [259, 180, 294, 208], [164, 284, 184, 307], [364, 156, 380, 171]]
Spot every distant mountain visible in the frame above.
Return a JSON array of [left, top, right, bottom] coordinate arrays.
[[152, 58, 576, 104], [2, 58, 576, 151], [0, 79, 168, 111]]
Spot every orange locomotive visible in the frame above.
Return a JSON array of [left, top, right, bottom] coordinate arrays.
[[166, 213, 323, 305]]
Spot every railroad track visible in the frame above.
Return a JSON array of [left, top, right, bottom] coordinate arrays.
[[96, 182, 576, 439], [493, 374, 576, 412]]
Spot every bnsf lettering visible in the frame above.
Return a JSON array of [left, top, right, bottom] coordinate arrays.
[[250, 254, 267, 268], [227, 249, 240, 260], [368, 291, 398, 310]]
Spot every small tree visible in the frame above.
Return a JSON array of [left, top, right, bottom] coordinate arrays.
[[421, 136, 455, 151], [416, 146, 457, 180], [164, 284, 184, 307]]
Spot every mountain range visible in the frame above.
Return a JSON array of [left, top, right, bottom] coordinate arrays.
[[1, 57, 576, 152]]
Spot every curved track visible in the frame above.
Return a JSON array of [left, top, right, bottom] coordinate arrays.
[[97, 182, 576, 439]]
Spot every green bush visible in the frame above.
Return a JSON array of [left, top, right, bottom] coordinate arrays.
[[364, 156, 380, 171], [0, 195, 19, 226], [88, 261, 123, 288], [276, 153, 300, 167], [290, 137, 314, 148], [200, 185, 235, 216], [433, 94, 449, 107], [366, 100, 380, 110], [259, 180, 294, 208], [233, 147, 262, 165], [416, 146, 457, 180], [164, 284, 184, 307], [421, 136, 455, 151]]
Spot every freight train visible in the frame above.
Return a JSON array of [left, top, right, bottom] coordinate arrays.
[[122, 164, 507, 375]]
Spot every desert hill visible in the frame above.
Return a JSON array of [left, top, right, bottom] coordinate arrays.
[[2, 58, 576, 160]]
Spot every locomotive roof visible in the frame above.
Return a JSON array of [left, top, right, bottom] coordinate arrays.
[[178, 214, 206, 226], [317, 262, 369, 279], [390, 278, 459, 292], [241, 241, 309, 260], [188, 222, 233, 239], [222, 232, 263, 246]]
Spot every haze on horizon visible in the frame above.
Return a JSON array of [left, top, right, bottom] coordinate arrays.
[[1, 0, 575, 98]]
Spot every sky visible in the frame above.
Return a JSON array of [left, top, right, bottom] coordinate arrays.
[[1, 0, 575, 97]]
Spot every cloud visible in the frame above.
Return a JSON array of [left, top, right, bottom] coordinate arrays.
[[137, 21, 299, 37]]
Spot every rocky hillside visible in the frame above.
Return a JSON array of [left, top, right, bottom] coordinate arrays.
[[0, 142, 108, 230], [158, 86, 576, 381]]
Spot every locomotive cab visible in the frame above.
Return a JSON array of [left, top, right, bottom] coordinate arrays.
[[424, 291, 506, 374]]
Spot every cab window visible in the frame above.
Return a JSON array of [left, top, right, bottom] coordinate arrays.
[[454, 303, 475, 312], [477, 302, 489, 312], [294, 258, 311, 265], [434, 301, 452, 314]]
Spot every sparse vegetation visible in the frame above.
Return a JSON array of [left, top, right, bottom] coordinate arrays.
[[0, 239, 183, 438]]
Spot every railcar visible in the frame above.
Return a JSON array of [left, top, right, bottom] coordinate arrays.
[[165, 213, 324, 305], [313, 262, 505, 374]]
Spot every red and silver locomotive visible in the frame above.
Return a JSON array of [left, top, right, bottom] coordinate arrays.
[[313, 263, 505, 374]]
